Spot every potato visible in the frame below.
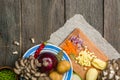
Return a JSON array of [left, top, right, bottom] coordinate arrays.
[[57, 60, 71, 74], [92, 58, 107, 70], [86, 68, 98, 80], [49, 71, 62, 80]]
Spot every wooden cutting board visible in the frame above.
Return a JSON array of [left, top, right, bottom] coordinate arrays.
[[59, 28, 109, 80]]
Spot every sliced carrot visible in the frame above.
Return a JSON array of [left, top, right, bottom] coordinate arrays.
[[61, 40, 78, 56]]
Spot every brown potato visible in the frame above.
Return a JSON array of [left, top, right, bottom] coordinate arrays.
[[57, 60, 71, 74], [49, 71, 62, 80]]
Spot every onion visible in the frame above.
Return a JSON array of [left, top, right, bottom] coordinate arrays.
[[38, 52, 58, 73]]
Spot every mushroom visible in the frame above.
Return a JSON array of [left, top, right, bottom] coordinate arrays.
[[115, 75, 120, 80], [14, 55, 51, 80], [98, 58, 120, 80]]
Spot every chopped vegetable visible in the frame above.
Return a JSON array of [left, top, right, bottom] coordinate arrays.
[[75, 48, 97, 67], [72, 73, 82, 80], [0, 69, 16, 80], [70, 35, 83, 49], [61, 40, 78, 56]]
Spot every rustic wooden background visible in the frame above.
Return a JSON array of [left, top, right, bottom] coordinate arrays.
[[0, 0, 120, 67]]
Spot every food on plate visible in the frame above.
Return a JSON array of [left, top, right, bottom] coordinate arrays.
[[72, 72, 82, 80], [14, 44, 72, 80], [0, 68, 16, 80], [14, 55, 51, 80], [98, 58, 120, 80], [57, 60, 71, 74], [38, 52, 58, 73], [49, 71, 62, 80], [75, 48, 97, 67], [86, 68, 98, 80], [92, 58, 107, 70]]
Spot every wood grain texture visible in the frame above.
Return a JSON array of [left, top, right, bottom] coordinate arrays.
[[65, 0, 104, 35], [104, 0, 120, 53], [21, 0, 64, 56], [0, 0, 21, 67], [0, 0, 120, 67]]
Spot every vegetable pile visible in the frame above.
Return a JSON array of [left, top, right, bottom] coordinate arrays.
[[14, 55, 51, 80], [98, 58, 120, 80], [0, 69, 16, 80], [61, 35, 108, 80], [13, 46, 71, 80]]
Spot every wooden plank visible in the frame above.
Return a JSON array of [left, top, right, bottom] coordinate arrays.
[[60, 28, 108, 79], [21, 0, 64, 56], [65, 0, 104, 35], [0, 0, 21, 67], [104, 0, 120, 53]]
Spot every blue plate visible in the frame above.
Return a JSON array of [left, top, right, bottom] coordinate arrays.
[[23, 43, 73, 80]]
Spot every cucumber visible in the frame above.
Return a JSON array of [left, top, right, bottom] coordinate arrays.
[[72, 73, 82, 80]]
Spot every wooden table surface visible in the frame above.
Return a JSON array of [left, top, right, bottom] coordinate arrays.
[[0, 0, 120, 67]]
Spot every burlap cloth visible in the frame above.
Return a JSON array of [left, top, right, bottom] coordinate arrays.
[[48, 14, 120, 59]]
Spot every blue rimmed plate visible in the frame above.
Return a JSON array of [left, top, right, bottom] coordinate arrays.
[[23, 43, 73, 80]]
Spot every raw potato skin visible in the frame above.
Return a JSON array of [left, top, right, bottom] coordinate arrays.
[[57, 60, 71, 74], [86, 68, 98, 80]]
